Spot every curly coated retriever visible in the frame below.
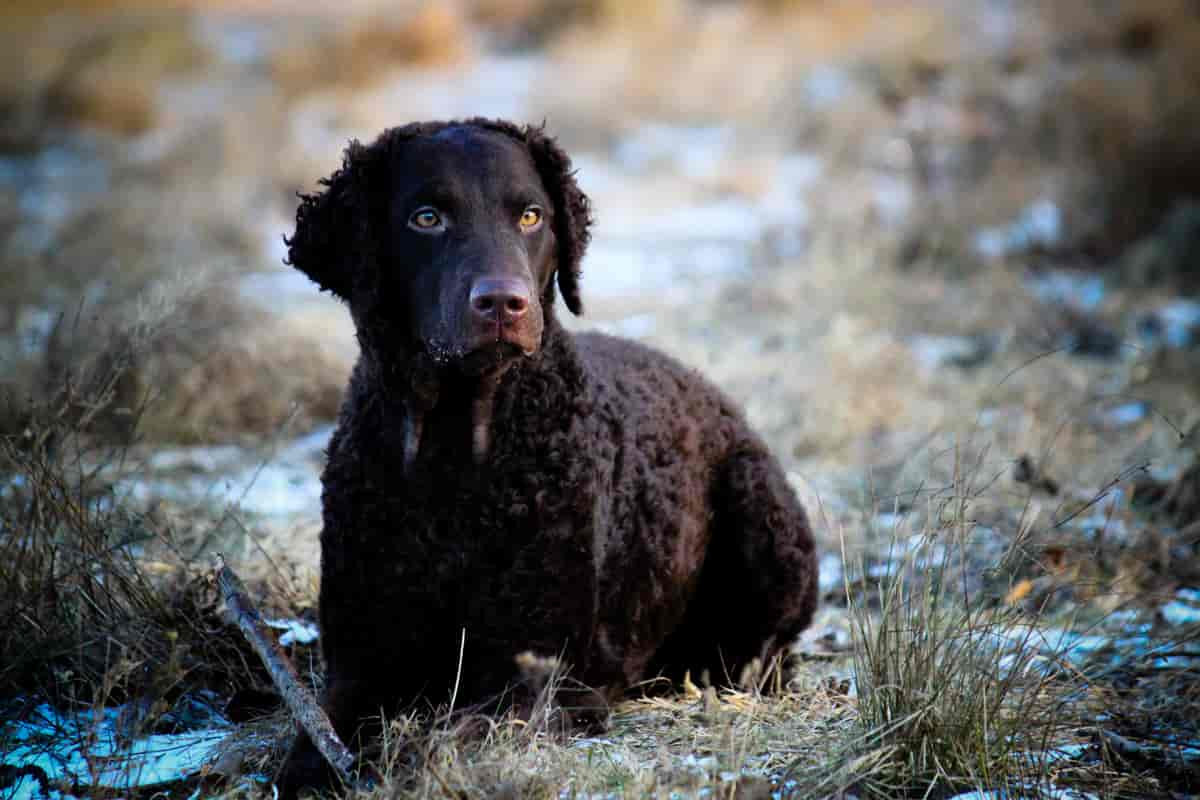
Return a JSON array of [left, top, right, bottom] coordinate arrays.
[[277, 118, 818, 795]]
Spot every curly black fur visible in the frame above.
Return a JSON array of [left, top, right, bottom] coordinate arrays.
[[277, 119, 818, 797]]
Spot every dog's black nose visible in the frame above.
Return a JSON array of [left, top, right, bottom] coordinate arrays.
[[470, 278, 531, 325]]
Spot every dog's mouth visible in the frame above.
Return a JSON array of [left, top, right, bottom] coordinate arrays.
[[423, 320, 539, 376], [455, 339, 529, 376]]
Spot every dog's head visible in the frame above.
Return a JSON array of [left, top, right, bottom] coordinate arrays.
[[285, 119, 591, 375]]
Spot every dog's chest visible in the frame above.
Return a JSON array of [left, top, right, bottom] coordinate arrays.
[[345, 442, 595, 576], [336, 459, 601, 655]]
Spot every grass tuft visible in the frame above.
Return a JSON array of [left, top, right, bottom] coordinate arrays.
[[840, 448, 1086, 798]]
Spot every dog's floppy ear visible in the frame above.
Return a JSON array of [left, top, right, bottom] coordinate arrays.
[[523, 126, 592, 316], [284, 139, 387, 300]]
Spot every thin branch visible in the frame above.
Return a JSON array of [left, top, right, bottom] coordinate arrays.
[[213, 555, 363, 790]]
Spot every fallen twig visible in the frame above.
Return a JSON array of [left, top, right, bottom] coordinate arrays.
[[213, 554, 364, 790]]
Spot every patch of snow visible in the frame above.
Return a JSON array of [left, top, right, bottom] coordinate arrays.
[[1157, 300, 1200, 348], [613, 124, 734, 179], [810, 625, 851, 652], [948, 784, 1097, 800], [280, 425, 336, 462], [594, 313, 656, 339], [14, 308, 58, 358], [1073, 513, 1130, 544], [239, 268, 330, 310], [117, 427, 334, 524], [2, 703, 229, 793], [1138, 300, 1200, 350], [582, 238, 750, 298], [363, 56, 543, 125], [910, 334, 993, 372], [682, 754, 719, 772], [266, 617, 320, 646], [0, 144, 111, 259], [873, 512, 906, 531], [817, 553, 844, 595], [193, 15, 274, 67], [866, 561, 898, 579], [1105, 609, 1146, 628], [871, 174, 912, 226], [650, 199, 765, 243], [147, 445, 245, 473], [775, 153, 824, 190], [1024, 270, 1106, 311], [803, 64, 852, 109], [1031, 628, 1114, 658], [1161, 589, 1200, 626], [974, 199, 1063, 259], [1036, 743, 1089, 765], [121, 430, 334, 518], [1094, 401, 1149, 429], [4, 774, 73, 800]]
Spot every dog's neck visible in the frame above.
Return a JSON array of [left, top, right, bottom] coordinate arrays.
[[357, 314, 575, 473]]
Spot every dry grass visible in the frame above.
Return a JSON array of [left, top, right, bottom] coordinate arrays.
[[208, 433, 1144, 799], [134, 302, 349, 444], [2, 240, 1194, 800], [860, 0, 1200, 279], [0, 11, 213, 142], [0, 287, 269, 703], [842, 459, 1078, 797], [0, 268, 348, 445], [270, 3, 472, 96], [244, 662, 862, 799]]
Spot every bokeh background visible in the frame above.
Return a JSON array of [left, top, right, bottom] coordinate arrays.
[[3, 1, 1200, 796], [5, 0, 1199, 558]]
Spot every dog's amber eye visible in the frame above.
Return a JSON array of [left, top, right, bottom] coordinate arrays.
[[410, 208, 442, 230], [519, 207, 542, 230]]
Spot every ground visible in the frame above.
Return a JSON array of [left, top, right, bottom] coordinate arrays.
[[1, 1, 1199, 798]]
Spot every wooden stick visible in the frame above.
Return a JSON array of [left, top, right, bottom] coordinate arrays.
[[213, 555, 362, 788]]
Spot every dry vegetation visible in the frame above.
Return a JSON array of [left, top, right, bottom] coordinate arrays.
[[3, 0, 1200, 798], [0, 296, 271, 726]]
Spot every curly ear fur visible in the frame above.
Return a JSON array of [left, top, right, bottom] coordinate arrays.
[[522, 125, 592, 316], [284, 140, 385, 300]]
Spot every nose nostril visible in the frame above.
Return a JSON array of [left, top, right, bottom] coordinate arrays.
[[470, 279, 532, 324]]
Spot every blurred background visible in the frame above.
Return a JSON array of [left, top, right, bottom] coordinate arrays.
[[1, 0, 1198, 552], [3, 2, 1200, 793], [3, 0, 1200, 572]]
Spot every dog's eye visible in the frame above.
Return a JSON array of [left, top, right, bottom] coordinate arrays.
[[409, 208, 442, 231], [519, 206, 543, 231]]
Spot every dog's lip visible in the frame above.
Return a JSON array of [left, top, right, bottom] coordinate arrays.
[[471, 338, 536, 359], [453, 340, 527, 376], [482, 326, 538, 356], [466, 339, 529, 355]]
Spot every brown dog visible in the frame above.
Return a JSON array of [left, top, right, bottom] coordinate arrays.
[[277, 118, 818, 796]]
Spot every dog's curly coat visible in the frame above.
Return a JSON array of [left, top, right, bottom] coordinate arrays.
[[277, 118, 818, 796]]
